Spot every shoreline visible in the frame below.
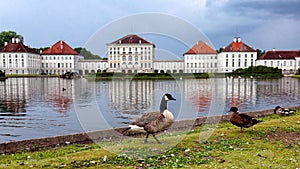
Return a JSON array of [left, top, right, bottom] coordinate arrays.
[[1, 106, 299, 154]]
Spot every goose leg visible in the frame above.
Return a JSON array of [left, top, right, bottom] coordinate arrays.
[[153, 134, 162, 144], [144, 134, 149, 143], [240, 127, 243, 133]]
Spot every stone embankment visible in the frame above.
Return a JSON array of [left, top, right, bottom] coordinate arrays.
[[1, 106, 299, 154]]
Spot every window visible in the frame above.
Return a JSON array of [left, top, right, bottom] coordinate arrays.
[[238, 59, 241, 67], [187, 63, 189, 68], [232, 54, 235, 58], [244, 59, 247, 67], [271, 61, 273, 66], [284, 61, 286, 66], [290, 61, 293, 66], [232, 61, 235, 67]]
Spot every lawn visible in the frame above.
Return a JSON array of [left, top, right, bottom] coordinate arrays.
[[0, 112, 299, 168]]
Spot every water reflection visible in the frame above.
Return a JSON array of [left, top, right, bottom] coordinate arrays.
[[1, 77, 300, 142], [0, 78, 81, 142]]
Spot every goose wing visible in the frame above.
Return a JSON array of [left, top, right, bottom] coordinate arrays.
[[134, 111, 161, 124]]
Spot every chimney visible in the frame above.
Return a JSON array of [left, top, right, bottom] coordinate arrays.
[[237, 37, 241, 43], [15, 38, 20, 43], [40, 50, 43, 54], [233, 37, 237, 43], [60, 40, 63, 50], [12, 38, 15, 43], [139, 40, 141, 44], [272, 48, 276, 52], [119, 40, 122, 44], [4, 42, 8, 46]]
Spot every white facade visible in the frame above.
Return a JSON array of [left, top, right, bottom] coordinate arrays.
[[217, 52, 256, 73], [41, 54, 83, 75], [153, 60, 184, 73], [0, 40, 41, 74], [107, 35, 155, 73], [41, 40, 84, 75], [184, 54, 218, 73], [256, 50, 300, 74], [78, 59, 109, 75], [216, 37, 257, 73]]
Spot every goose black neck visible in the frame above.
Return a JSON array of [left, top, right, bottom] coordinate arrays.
[[160, 97, 167, 113]]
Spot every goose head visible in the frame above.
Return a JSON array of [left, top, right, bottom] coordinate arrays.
[[160, 93, 176, 113], [229, 107, 239, 113]]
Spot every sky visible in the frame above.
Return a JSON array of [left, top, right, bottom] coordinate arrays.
[[1, 0, 300, 58]]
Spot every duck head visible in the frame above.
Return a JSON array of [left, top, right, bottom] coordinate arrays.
[[229, 107, 239, 113]]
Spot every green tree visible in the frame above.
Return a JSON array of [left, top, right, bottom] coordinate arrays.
[[256, 49, 265, 57], [0, 31, 24, 47], [74, 47, 101, 59], [216, 47, 224, 53]]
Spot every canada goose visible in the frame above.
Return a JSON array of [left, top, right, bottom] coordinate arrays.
[[274, 106, 295, 116], [123, 93, 176, 144], [229, 107, 262, 133]]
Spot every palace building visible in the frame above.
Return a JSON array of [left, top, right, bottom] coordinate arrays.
[[0, 38, 41, 74], [106, 34, 155, 73], [217, 37, 257, 73], [183, 40, 218, 73], [2, 35, 300, 76], [256, 49, 300, 74], [41, 40, 84, 75]]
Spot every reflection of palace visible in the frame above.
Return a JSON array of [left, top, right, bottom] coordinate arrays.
[[108, 80, 154, 114], [0, 78, 74, 114]]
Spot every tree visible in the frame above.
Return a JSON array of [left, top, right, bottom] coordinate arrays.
[[74, 47, 101, 60], [0, 31, 24, 47], [256, 49, 265, 57], [216, 47, 224, 53]]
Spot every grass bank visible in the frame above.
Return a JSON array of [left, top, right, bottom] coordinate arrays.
[[293, 74, 300, 78], [1, 112, 299, 168]]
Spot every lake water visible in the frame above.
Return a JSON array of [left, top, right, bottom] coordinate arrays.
[[0, 77, 299, 142]]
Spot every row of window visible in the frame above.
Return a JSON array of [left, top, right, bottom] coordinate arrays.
[[186, 55, 217, 60], [226, 53, 254, 58], [110, 62, 152, 68], [1, 54, 25, 58], [225, 61, 254, 67], [263, 60, 299, 67], [110, 55, 152, 61], [42, 56, 73, 60], [186, 62, 217, 68], [109, 47, 152, 52], [41, 63, 73, 68]]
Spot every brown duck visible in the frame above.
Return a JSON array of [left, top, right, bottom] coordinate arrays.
[[229, 107, 262, 133], [123, 93, 176, 144]]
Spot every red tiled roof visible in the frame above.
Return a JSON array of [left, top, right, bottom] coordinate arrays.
[[222, 38, 256, 52], [184, 41, 217, 54], [0, 42, 39, 54], [42, 40, 78, 55], [110, 34, 153, 45], [258, 50, 300, 60]]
